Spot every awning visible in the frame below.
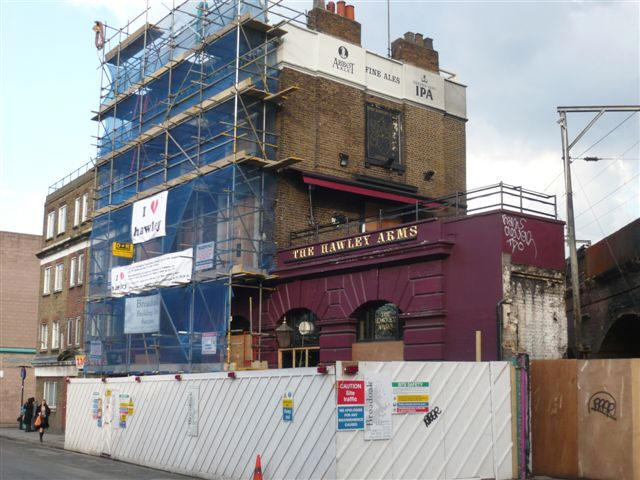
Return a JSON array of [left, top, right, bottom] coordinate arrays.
[[302, 176, 419, 204]]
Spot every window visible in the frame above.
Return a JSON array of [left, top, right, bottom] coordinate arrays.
[[357, 302, 402, 342], [44, 381, 57, 408], [276, 309, 320, 368], [43, 267, 52, 295], [40, 324, 48, 350], [52, 321, 60, 349], [75, 316, 81, 345], [365, 103, 402, 169], [67, 318, 74, 346], [57, 205, 67, 235], [69, 257, 77, 287], [54, 264, 64, 292], [74, 197, 81, 227], [46, 212, 55, 239], [77, 254, 84, 285], [81, 193, 89, 222]]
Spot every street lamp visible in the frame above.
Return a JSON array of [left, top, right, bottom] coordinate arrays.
[[275, 318, 293, 348]]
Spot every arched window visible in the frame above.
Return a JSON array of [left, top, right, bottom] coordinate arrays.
[[356, 301, 402, 342], [277, 308, 319, 368], [281, 308, 319, 347]]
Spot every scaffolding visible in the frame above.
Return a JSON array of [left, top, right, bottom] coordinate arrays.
[[86, 0, 305, 375]]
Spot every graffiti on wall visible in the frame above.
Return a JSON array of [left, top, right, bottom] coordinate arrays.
[[503, 214, 537, 257], [422, 406, 442, 428], [588, 391, 617, 420]]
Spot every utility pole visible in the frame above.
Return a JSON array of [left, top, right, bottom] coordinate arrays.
[[557, 105, 640, 357]]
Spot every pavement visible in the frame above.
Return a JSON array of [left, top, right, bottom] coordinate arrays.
[[0, 428, 198, 480], [0, 426, 65, 449]]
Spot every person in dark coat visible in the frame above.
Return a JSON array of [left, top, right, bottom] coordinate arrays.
[[35, 399, 51, 443], [23, 398, 34, 432]]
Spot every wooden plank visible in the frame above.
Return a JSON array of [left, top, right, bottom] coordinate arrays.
[[104, 23, 163, 64], [530, 359, 578, 478]]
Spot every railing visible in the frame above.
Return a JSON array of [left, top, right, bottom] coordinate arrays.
[[289, 182, 557, 247], [48, 159, 95, 195]]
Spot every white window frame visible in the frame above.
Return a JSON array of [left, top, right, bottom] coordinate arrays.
[[52, 321, 60, 349], [74, 197, 81, 227], [77, 254, 84, 285], [82, 193, 89, 222], [43, 267, 52, 295], [44, 381, 58, 409], [57, 205, 67, 235], [67, 318, 73, 346], [75, 316, 81, 345], [54, 264, 64, 292], [69, 257, 77, 287], [40, 324, 48, 351], [46, 212, 55, 239]]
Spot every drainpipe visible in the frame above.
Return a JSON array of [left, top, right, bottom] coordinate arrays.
[[496, 299, 510, 360]]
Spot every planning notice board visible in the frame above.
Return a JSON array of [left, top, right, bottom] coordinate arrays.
[[337, 380, 365, 431]]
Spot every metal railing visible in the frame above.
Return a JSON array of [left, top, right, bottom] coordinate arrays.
[[289, 182, 557, 246], [48, 159, 95, 195]]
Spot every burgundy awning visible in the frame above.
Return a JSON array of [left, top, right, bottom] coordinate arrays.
[[302, 176, 419, 204]]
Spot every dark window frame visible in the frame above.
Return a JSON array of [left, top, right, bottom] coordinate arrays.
[[365, 103, 404, 172], [356, 301, 403, 342]]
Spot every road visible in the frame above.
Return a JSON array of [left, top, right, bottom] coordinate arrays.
[[0, 437, 199, 480]]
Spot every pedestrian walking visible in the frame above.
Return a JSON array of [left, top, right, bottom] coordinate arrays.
[[35, 398, 51, 443], [23, 397, 34, 432]]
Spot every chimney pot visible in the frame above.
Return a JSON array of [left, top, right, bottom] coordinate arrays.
[[326, 1, 335, 13], [414, 33, 423, 44], [345, 4, 355, 20], [336, 0, 346, 16], [423, 37, 434, 49], [313, 0, 325, 9], [404, 32, 415, 43]]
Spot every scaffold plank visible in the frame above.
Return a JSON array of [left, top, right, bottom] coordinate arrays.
[[104, 23, 163, 65]]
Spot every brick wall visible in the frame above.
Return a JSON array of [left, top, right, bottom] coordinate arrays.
[[274, 67, 466, 249], [0, 357, 36, 425], [307, 7, 361, 45]]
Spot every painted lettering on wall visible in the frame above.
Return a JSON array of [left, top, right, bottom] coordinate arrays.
[[413, 74, 434, 101], [291, 225, 418, 260], [423, 406, 441, 428], [332, 46, 355, 74], [588, 391, 617, 420], [365, 66, 400, 84], [502, 214, 537, 257]]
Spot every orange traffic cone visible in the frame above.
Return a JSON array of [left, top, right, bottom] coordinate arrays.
[[253, 454, 263, 480]]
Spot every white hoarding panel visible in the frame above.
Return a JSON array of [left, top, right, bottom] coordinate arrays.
[[365, 52, 403, 98], [111, 248, 193, 296], [317, 34, 365, 85], [124, 294, 161, 334], [131, 191, 168, 244], [403, 64, 445, 110]]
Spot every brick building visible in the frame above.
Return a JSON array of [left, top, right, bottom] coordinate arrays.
[[0, 231, 41, 425], [567, 218, 640, 357], [33, 167, 93, 432], [78, 0, 565, 376]]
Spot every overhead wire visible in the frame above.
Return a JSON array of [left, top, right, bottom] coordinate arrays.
[[576, 193, 639, 232], [573, 171, 640, 221]]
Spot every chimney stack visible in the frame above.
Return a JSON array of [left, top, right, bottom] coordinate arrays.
[[307, 2, 361, 45], [391, 31, 439, 73]]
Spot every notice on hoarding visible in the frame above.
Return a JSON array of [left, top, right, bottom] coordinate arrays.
[[124, 294, 161, 334], [337, 380, 365, 431], [92, 391, 102, 428], [364, 374, 393, 441], [118, 393, 131, 429], [111, 248, 193, 296], [392, 381, 430, 414], [187, 386, 199, 437], [201, 332, 217, 355], [131, 191, 168, 244], [282, 391, 294, 422], [195, 242, 215, 271]]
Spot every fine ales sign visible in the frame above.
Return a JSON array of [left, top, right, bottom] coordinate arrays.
[[291, 225, 418, 260]]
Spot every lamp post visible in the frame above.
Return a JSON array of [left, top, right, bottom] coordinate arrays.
[[275, 318, 293, 349]]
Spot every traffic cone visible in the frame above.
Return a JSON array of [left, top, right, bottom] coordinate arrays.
[[253, 454, 263, 480]]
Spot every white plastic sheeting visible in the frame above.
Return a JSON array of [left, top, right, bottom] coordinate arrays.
[[65, 362, 514, 479]]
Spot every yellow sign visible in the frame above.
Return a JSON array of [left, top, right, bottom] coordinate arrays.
[[282, 398, 293, 409], [128, 398, 134, 415], [105, 389, 112, 397], [396, 394, 429, 403], [112, 242, 134, 258]]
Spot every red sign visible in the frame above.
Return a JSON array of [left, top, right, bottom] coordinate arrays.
[[337, 380, 365, 405]]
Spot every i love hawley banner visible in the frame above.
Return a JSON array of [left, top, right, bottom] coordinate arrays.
[[131, 191, 168, 244]]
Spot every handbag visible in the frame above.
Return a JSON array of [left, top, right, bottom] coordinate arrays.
[[34, 415, 42, 428]]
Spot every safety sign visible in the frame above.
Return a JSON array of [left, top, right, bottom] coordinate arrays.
[[392, 381, 429, 414], [337, 380, 365, 431]]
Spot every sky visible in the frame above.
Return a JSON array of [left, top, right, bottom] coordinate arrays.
[[1, 0, 638, 246]]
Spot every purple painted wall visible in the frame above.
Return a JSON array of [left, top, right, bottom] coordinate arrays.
[[245, 210, 564, 366]]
